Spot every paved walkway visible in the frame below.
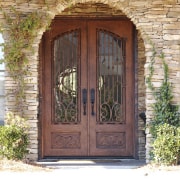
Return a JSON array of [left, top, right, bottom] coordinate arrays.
[[0, 159, 179, 179]]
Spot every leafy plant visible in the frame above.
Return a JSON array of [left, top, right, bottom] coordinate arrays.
[[0, 7, 50, 116], [146, 45, 180, 165], [0, 112, 29, 160], [152, 123, 180, 165], [149, 58, 180, 137]]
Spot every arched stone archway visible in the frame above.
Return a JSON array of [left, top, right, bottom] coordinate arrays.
[[38, 2, 147, 160]]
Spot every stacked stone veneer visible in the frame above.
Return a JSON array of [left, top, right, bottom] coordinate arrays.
[[0, 0, 179, 162]]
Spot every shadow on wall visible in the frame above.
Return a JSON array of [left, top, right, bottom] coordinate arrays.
[[139, 112, 146, 136]]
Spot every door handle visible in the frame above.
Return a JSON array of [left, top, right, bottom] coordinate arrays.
[[82, 89, 87, 115], [90, 88, 95, 115]]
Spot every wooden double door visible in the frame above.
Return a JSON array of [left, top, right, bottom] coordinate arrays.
[[41, 18, 134, 158]]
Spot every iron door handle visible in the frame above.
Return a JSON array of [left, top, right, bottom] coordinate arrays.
[[90, 88, 95, 115], [82, 89, 87, 115]]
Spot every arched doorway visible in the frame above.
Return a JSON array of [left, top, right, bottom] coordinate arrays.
[[40, 17, 135, 158], [37, 3, 145, 159]]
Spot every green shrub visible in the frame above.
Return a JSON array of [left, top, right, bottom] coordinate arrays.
[[146, 51, 180, 165], [0, 112, 29, 160], [149, 59, 180, 138], [152, 123, 180, 165]]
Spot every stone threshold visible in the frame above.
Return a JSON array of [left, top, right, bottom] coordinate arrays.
[[36, 158, 146, 169]]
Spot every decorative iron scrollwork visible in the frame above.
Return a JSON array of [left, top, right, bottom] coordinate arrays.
[[54, 30, 80, 124], [97, 30, 126, 124]]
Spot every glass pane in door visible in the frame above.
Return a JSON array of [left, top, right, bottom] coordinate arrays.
[[97, 30, 126, 124], [54, 30, 80, 124]]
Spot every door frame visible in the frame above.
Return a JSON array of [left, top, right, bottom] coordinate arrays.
[[39, 16, 138, 159]]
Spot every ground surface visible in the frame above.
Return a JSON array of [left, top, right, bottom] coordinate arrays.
[[1, 159, 180, 171], [0, 159, 180, 180], [0, 159, 49, 171]]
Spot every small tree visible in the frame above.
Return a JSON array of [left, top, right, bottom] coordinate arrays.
[[147, 52, 180, 165], [150, 58, 180, 137]]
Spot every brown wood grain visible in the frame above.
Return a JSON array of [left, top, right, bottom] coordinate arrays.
[[40, 18, 135, 158]]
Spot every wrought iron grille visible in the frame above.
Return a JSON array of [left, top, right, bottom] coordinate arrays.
[[54, 30, 80, 124], [97, 30, 126, 124]]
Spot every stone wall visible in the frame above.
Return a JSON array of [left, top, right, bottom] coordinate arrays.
[[0, 0, 179, 162], [137, 32, 146, 159], [0, 77, 5, 125]]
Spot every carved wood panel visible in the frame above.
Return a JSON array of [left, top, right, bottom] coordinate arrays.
[[96, 132, 125, 149], [51, 132, 81, 149]]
